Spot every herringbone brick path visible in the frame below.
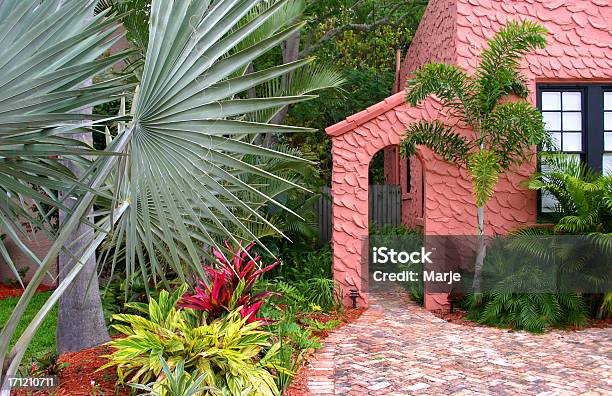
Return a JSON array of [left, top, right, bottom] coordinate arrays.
[[305, 291, 612, 395]]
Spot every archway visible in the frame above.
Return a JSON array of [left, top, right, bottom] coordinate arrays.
[[326, 91, 538, 310], [326, 92, 443, 307]]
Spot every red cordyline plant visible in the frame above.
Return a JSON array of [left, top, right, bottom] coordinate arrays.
[[179, 242, 279, 323]]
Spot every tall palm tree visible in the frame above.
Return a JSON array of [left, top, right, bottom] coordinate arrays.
[[400, 20, 550, 292], [0, 0, 342, 388]]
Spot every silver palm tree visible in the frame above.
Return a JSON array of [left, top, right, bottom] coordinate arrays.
[[0, 0, 342, 388]]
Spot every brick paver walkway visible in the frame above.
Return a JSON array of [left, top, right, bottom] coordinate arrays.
[[305, 292, 612, 395]]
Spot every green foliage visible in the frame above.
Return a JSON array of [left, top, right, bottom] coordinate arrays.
[[100, 273, 155, 325], [130, 358, 211, 396], [405, 63, 472, 113], [466, 292, 587, 333], [369, 223, 421, 236], [464, 236, 596, 332], [300, 278, 341, 311], [29, 352, 69, 377], [240, 145, 322, 245], [286, 69, 396, 183], [300, 317, 341, 332], [0, 291, 56, 364], [96, 0, 150, 69], [274, 245, 333, 281], [527, 154, 612, 233], [102, 287, 282, 395], [409, 288, 424, 306], [256, 276, 341, 314], [467, 150, 501, 207], [517, 155, 612, 317], [400, 120, 472, 164], [400, 20, 550, 215], [475, 20, 548, 113], [305, 0, 427, 72], [270, 319, 320, 392]]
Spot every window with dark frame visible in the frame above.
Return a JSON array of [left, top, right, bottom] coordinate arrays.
[[537, 84, 612, 213]]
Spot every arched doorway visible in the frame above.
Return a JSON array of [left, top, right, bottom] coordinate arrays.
[[325, 92, 441, 307], [326, 91, 538, 310]]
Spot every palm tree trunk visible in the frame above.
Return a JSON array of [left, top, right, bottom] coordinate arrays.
[[56, 134, 110, 354], [55, 0, 108, 354], [472, 206, 486, 293]]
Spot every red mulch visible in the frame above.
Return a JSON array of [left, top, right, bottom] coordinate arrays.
[[432, 309, 480, 327], [0, 283, 53, 300], [284, 308, 365, 396], [568, 317, 612, 331], [12, 343, 128, 396]]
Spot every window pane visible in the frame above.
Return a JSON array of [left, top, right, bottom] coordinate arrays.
[[605, 132, 612, 151], [562, 92, 581, 111], [604, 154, 612, 175], [605, 92, 612, 111], [562, 112, 582, 131], [541, 191, 558, 213], [542, 92, 561, 110], [605, 112, 612, 131], [548, 132, 561, 150], [543, 112, 561, 131], [562, 133, 582, 152]]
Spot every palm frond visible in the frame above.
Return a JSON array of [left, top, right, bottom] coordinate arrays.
[[475, 19, 547, 113], [482, 101, 549, 168], [405, 62, 477, 125], [400, 120, 472, 165], [247, 63, 345, 123], [0, 0, 132, 285], [99, 0, 329, 285], [467, 149, 501, 207]]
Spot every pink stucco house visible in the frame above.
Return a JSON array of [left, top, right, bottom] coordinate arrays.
[[325, 0, 612, 310]]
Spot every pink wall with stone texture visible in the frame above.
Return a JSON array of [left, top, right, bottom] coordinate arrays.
[[327, 0, 612, 309]]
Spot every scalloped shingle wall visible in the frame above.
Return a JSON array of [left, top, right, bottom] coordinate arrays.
[[399, 0, 458, 88], [327, 0, 612, 308]]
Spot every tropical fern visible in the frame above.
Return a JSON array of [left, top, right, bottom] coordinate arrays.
[[466, 292, 587, 333]]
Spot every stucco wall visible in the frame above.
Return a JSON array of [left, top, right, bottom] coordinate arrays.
[[328, 0, 612, 308], [0, 232, 56, 286], [398, 0, 612, 238], [399, 0, 458, 88]]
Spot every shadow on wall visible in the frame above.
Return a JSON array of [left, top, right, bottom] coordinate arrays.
[[0, 232, 57, 287]]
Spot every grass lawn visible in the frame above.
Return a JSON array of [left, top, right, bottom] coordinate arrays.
[[0, 291, 56, 365]]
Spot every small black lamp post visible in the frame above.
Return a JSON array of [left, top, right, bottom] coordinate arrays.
[[349, 289, 360, 309]]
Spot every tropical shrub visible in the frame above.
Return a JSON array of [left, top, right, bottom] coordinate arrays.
[[299, 278, 341, 311], [274, 245, 333, 281], [464, 237, 591, 332], [270, 319, 320, 392], [466, 292, 588, 333], [516, 154, 612, 317], [103, 287, 282, 395], [527, 154, 612, 233], [255, 277, 341, 315], [179, 243, 278, 323], [130, 358, 211, 396]]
